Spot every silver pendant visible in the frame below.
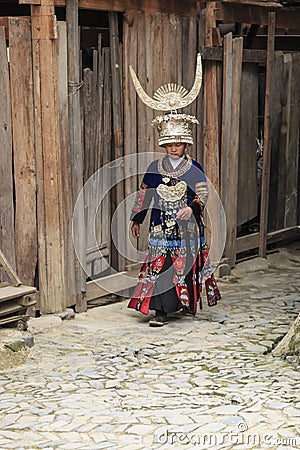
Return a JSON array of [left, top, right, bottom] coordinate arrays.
[[162, 177, 170, 184]]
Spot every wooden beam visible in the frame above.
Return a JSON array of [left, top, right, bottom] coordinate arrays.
[[259, 11, 276, 257], [236, 226, 300, 254], [267, 226, 300, 245], [216, 2, 300, 30], [66, 0, 87, 312], [202, 46, 266, 64], [19, 0, 41, 4], [54, 0, 200, 15], [222, 0, 282, 9]]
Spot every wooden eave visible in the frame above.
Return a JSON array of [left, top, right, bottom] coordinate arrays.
[[215, 1, 300, 29], [18, 0, 200, 15]]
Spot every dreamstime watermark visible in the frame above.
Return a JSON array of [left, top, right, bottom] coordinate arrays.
[[72, 152, 226, 294], [154, 422, 299, 447]]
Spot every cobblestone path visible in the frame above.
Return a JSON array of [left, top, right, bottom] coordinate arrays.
[[0, 249, 300, 449]]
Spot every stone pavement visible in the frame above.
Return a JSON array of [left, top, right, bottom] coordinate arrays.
[[0, 247, 300, 450]]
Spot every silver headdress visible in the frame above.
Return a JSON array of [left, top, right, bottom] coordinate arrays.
[[129, 53, 202, 146]]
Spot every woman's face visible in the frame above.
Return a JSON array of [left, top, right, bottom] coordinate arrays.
[[165, 142, 186, 159]]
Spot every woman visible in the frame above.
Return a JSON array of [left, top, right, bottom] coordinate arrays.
[[128, 113, 221, 326]]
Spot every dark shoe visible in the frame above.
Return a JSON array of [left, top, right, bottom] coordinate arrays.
[[149, 315, 168, 327]]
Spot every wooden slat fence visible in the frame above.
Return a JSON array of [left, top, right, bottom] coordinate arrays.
[[80, 30, 117, 278], [0, 26, 15, 282]]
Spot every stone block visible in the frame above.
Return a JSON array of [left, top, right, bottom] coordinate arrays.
[[27, 316, 62, 334]]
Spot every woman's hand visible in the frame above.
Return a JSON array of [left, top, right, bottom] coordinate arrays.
[[176, 206, 193, 221], [131, 222, 140, 239]]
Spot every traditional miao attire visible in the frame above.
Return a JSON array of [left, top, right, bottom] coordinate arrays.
[[128, 152, 221, 316], [127, 54, 221, 323]]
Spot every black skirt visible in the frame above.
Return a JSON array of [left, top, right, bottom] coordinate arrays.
[[149, 251, 195, 314]]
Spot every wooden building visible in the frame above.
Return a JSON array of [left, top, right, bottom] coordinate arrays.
[[0, 0, 299, 316]]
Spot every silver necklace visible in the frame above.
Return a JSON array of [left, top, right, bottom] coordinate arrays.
[[158, 154, 192, 183]]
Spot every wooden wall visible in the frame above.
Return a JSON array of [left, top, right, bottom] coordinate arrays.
[[269, 52, 300, 231], [1, 6, 300, 314], [0, 20, 37, 286], [0, 17, 76, 313]]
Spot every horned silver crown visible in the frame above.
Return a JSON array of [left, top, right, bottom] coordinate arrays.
[[129, 53, 202, 112]]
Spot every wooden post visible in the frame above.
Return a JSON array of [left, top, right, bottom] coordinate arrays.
[[285, 53, 300, 228], [259, 12, 276, 257], [109, 12, 125, 271], [221, 34, 243, 267], [66, 0, 87, 312], [0, 26, 16, 279], [31, 1, 67, 313], [56, 21, 77, 307], [9, 18, 37, 287], [123, 11, 139, 269], [204, 2, 220, 191]]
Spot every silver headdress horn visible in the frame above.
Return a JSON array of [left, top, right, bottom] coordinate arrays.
[[129, 53, 202, 111]]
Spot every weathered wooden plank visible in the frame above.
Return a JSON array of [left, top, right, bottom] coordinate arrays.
[[221, 34, 243, 266], [55, 0, 200, 15], [109, 12, 125, 271], [102, 47, 112, 254], [275, 53, 291, 228], [123, 11, 139, 269], [221, 32, 233, 204], [285, 53, 300, 227], [236, 225, 300, 254], [236, 232, 259, 254], [86, 272, 137, 302], [259, 12, 276, 257], [56, 21, 77, 308], [182, 16, 197, 159], [0, 285, 36, 303], [30, 12, 43, 313], [237, 63, 258, 226], [31, 4, 67, 313], [8, 18, 37, 287], [136, 11, 150, 254], [268, 52, 284, 231], [202, 46, 267, 64], [216, 2, 300, 30], [0, 301, 24, 317], [0, 249, 22, 287], [123, 10, 137, 196], [0, 27, 16, 282], [204, 3, 220, 192], [66, 0, 87, 311], [197, 9, 206, 165], [222, 0, 282, 8]]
